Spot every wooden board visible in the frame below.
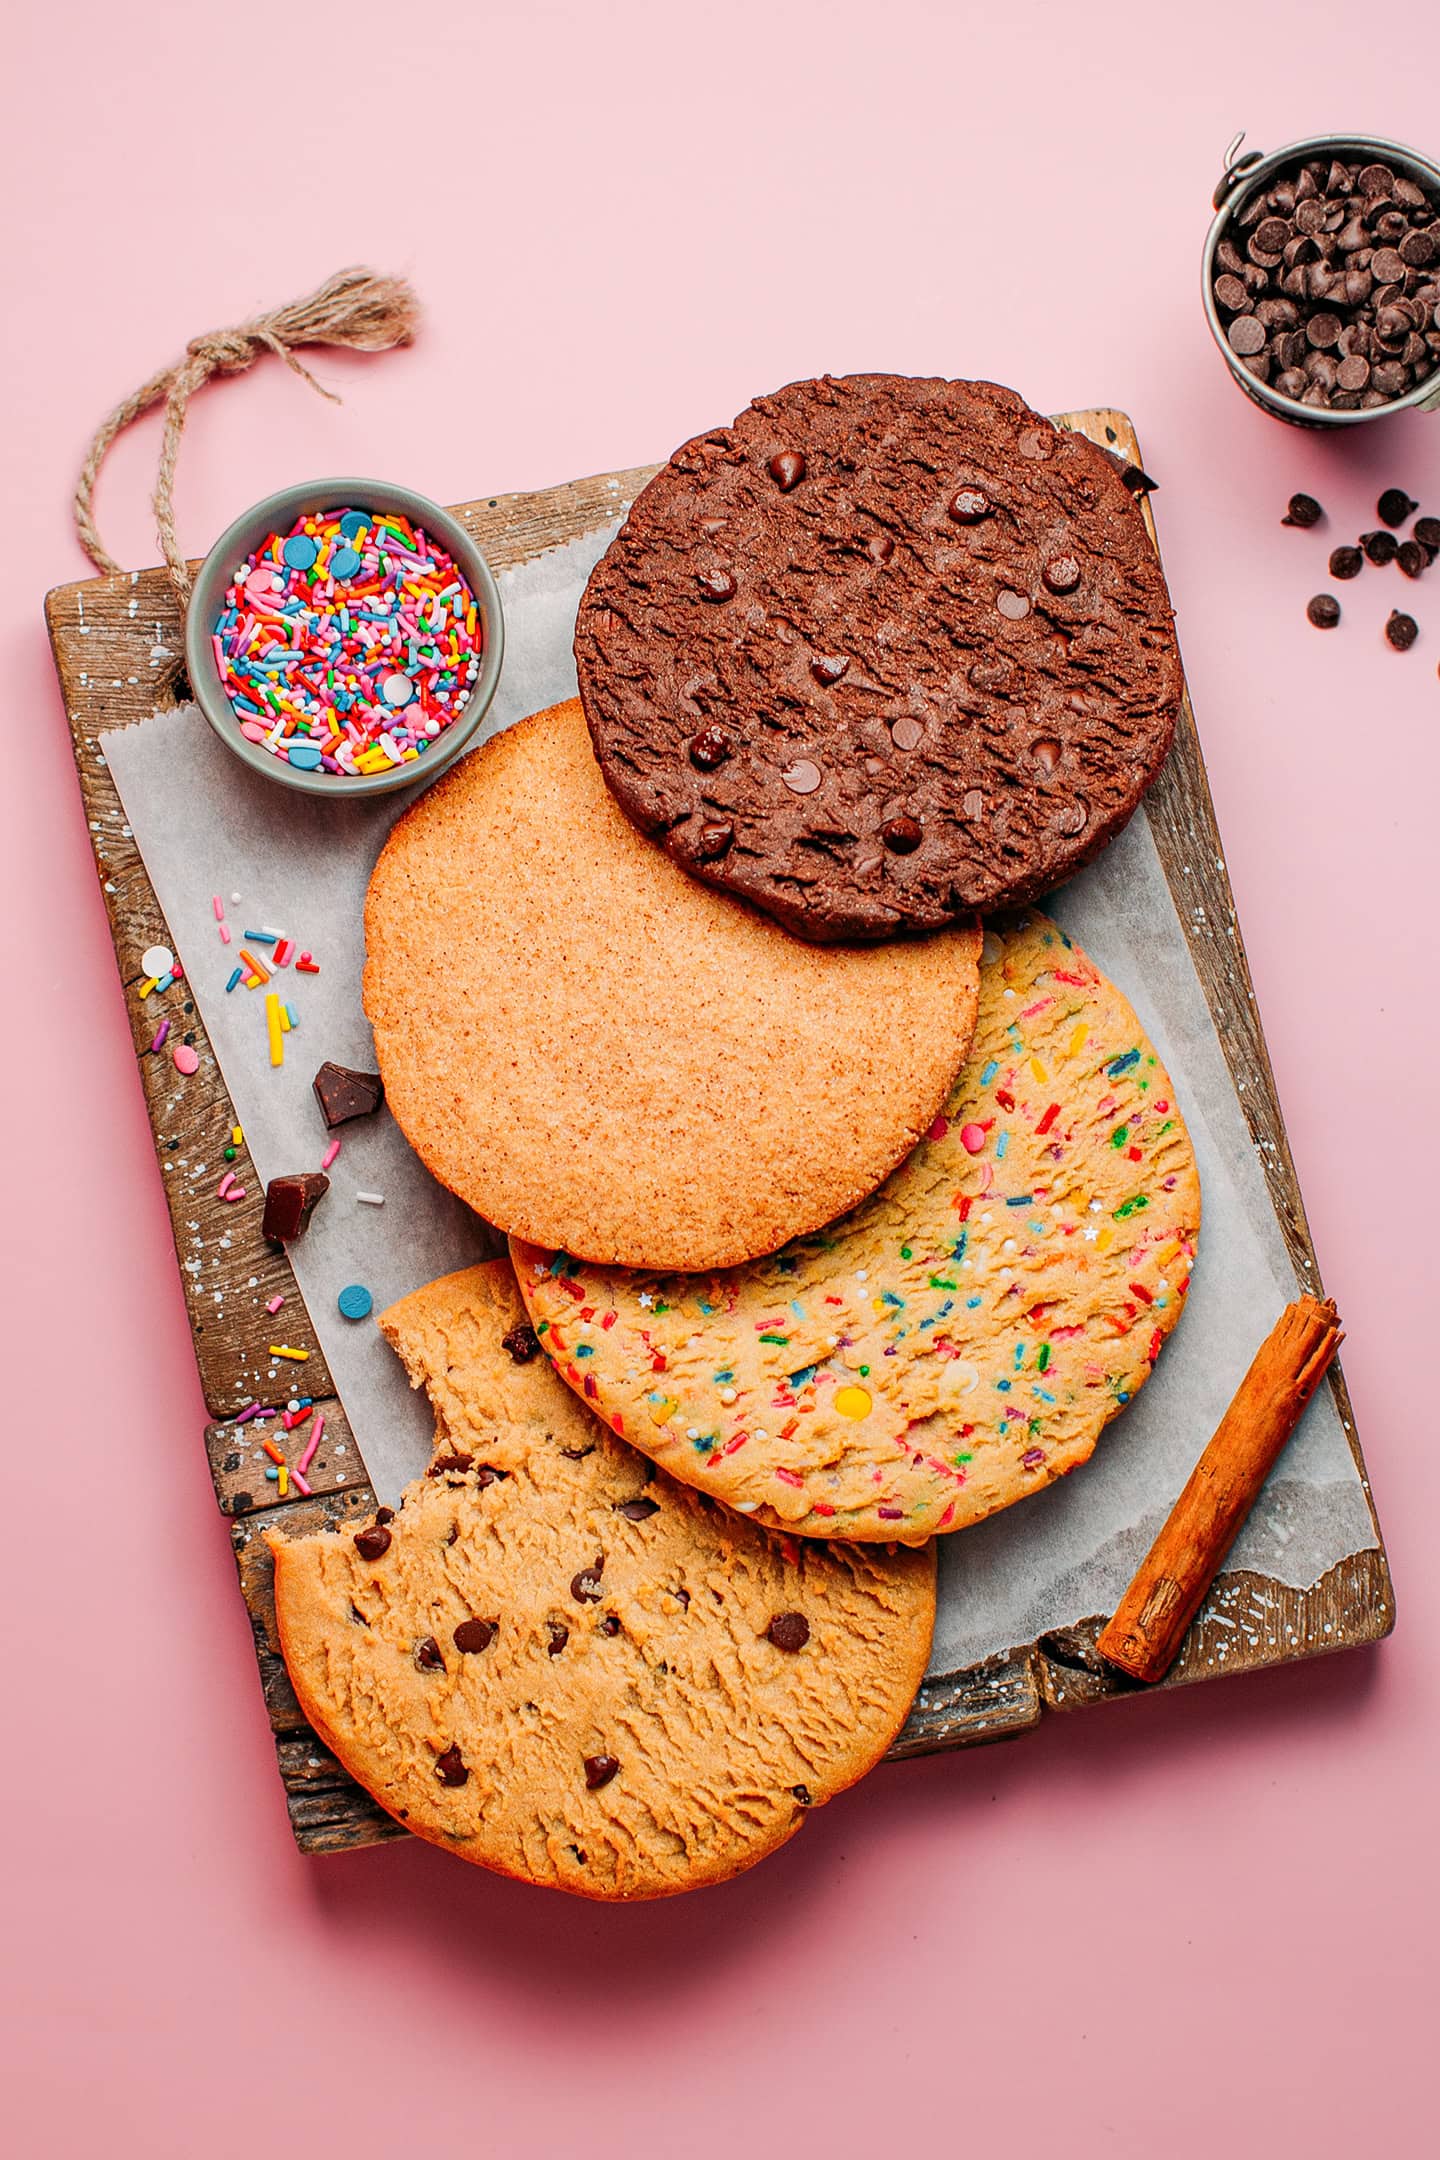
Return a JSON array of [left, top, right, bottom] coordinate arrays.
[[46, 413, 1394, 1859]]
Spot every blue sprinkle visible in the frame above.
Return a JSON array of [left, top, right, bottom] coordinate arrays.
[[882, 1291, 905, 1308], [996, 1132, 1009, 1159], [337, 1283, 373, 1321], [1005, 1193, 1033, 1207], [1033, 1386, 1057, 1404], [284, 1003, 299, 1029], [1107, 1048, 1141, 1076], [953, 1231, 968, 1263], [575, 1344, 594, 1358], [980, 1060, 999, 1086], [283, 533, 318, 570], [996, 1379, 1012, 1393], [264, 1464, 280, 1481], [790, 1300, 807, 1321], [967, 1295, 982, 1309]]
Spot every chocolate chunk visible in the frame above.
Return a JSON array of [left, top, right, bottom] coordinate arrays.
[[376, 1507, 395, 1523], [689, 725, 733, 771], [616, 1496, 659, 1521], [353, 1523, 392, 1560], [880, 815, 923, 854], [1385, 609, 1418, 650], [311, 1061, 384, 1129], [1378, 488, 1419, 527], [570, 1564, 604, 1603], [810, 653, 849, 685], [453, 1617, 497, 1653], [415, 1636, 445, 1671], [1328, 546, 1363, 580], [1397, 539, 1428, 579], [427, 1450, 474, 1476], [584, 1754, 620, 1790], [697, 569, 737, 602], [768, 450, 806, 491], [546, 1622, 569, 1657], [1042, 555, 1082, 594], [1227, 315, 1267, 356], [1306, 594, 1341, 628], [866, 532, 895, 563], [947, 486, 993, 523], [434, 1743, 469, 1787], [1363, 529, 1399, 564], [261, 1170, 329, 1243], [1032, 737, 1062, 772], [696, 821, 735, 858], [501, 1321, 542, 1364], [766, 1611, 811, 1652]]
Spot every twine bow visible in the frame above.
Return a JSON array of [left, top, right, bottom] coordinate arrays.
[[73, 266, 419, 609]]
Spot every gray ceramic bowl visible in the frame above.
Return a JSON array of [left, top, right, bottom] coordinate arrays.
[[184, 477, 505, 797]]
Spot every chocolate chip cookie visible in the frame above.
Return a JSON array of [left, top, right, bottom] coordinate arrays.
[[576, 375, 1183, 941], [268, 1260, 936, 1899]]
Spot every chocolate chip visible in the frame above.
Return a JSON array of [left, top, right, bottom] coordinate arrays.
[[547, 1622, 569, 1657], [1397, 539, 1428, 579], [696, 821, 734, 858], [1227, 314, 1267, 356], [311, 1061, 384, 1129], [584, 1754, 620, 1790], [427, 1449, 475, 1477], [790, 1784, 813, 1807], [1358, 163, 1396, 197], [1415, 515, 1440, 555], [1255, 216, 1291, 256], [810, 653, 849, 685], [890, 716, 925, 751], [570, 1565, 604, 1603], [1055, 800, 1088, 835], [880, 815, 923, 854], [689, 725, 733, 771], [616, 1496, 659, 1521], [996, 590, 1030, 620], [1400, 228, 1439, 269], [697, 568, 736, 602], [1329, 546, 1363, 580], [1042, 555, 1081, 594], [1336, 355, 1371, 391], [1363, 529, 1399, 565], [598, 1614, 621, 1636], [415, 1636, 445, 1671], [781, 759, 823, 794], [766, 1611, 810, 1652], [1305, 312, 1342, 349], [768, 450, 806, 491], [1370, 248, 1408, 287], [1032, 737, 1062, 772], [961, 788, 984, 820], [261, 1171, 329, 1244], [1306, 593, 1341, 628], [866, 533, 895, 563], [947, 486, 992, 523], [501, 1322, 541, 1363], [375, 1507, 395, 1524], [353, 1523, 392, 1560], [453, 1617, 497, 1653], [1378, 488, 1419, 527], [434, 1744, 468, 1788], [1385, 610, 1418, 650]]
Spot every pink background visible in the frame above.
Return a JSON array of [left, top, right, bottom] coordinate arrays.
[[4, 4, 1437, 2153]]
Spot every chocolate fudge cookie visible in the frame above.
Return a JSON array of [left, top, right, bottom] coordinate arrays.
[[268, 1261, 935, 1899], [576, 376, 1183, 942]]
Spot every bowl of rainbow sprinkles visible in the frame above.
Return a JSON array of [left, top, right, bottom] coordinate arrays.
[[186, 476, 505, 797]]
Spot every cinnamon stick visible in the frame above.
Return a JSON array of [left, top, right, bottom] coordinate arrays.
[[1097, 1295, 1343, 1684]]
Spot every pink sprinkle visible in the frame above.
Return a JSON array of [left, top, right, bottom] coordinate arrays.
[[234, 1403, 265, 1424], [266, 1295, 284, 1315], [320, 1138, 341, 1172], [960, 1122, 987, 1154], [221, 1186, 247, 1202], [150, 1019, 171, 1052], [217, 1171, 235, 1199], [774, 1466, 805, 1487], [172, 960, 185, 981], [289, 1468, 313, 1497], [218, 923, 232, 945], [212, 896, 225, 921], [172, 1044, 200, 1076], [297, 1413, 325, 1474]]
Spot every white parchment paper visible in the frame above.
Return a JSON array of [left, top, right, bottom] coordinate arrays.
[[102, 524, 1376, 1675]]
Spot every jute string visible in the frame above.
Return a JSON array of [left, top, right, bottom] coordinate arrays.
[[73, 266, 419, 610]]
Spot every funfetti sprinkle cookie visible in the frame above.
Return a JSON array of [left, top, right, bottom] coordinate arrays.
[[268, 1261, 935, 1901], [513, 913, 1200, 1544], [363, 697, 982, 1270]]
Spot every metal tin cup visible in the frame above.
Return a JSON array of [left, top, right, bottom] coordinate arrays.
[[185, 478, 505, 797], [1202, 131, 1440, 429]]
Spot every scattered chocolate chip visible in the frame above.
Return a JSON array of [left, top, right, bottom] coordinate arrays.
[[261, 1171, 329, 1244], [947, 486, 992, 523], [546, 1622, 569, 1657], [1397, 539, 1428, 579], [1306, 593, 1341, 628], [1378, 488, 1419, 527], [353, 1523, 392, 1560], [768, 449, 806, 491], [1032, 737, 1062, 772], [415, 1636, 445, 1671], [696, 821, 734, 859], [453, 1617, 497, 1654], [616, 1496, 659, 1521], [311, 1061, 384, 1128], [1363, 529, 1399, 565], [375, 1507, 395, 1524], [570, 1564, 604, 1604], [584, 1754, 620, 1790], [1415, 515, 1440, 556], [766, 1611, 811, 1652], [1214, 273, 1251, 312], [889, 716, 925, 752], [1041, 554, 1082, 594], [1328, 545, 1363, 580], [996, 590, 1030, 620], [1119, 465, 1159, 497], [500, 1321, 541, 1364], [427, 1449, 474, 1476], [790, 1784, 813, 1807], [688, 724, 732, 771], [1283, 492, 1324, 528], [880, 815, 923, 854], [961, 788, 985, 820], [697, 568, 737, 602], [1055, 800, 1088, 835], [866, 532, 895, 563], [434, 1743, 469, 1788], [781, 758, 823, 794], [598, 1614, 621, 1636], [810, 653, 849, 685], [1385, 609, 1419, 649]]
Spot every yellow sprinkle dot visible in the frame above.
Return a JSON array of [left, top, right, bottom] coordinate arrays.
[[1096, 1228, 1114, 1253], [1029, 1056, 1048, 1083], [833, 1385, 873, 1420], [1068, 1024, 1088, 1058]]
